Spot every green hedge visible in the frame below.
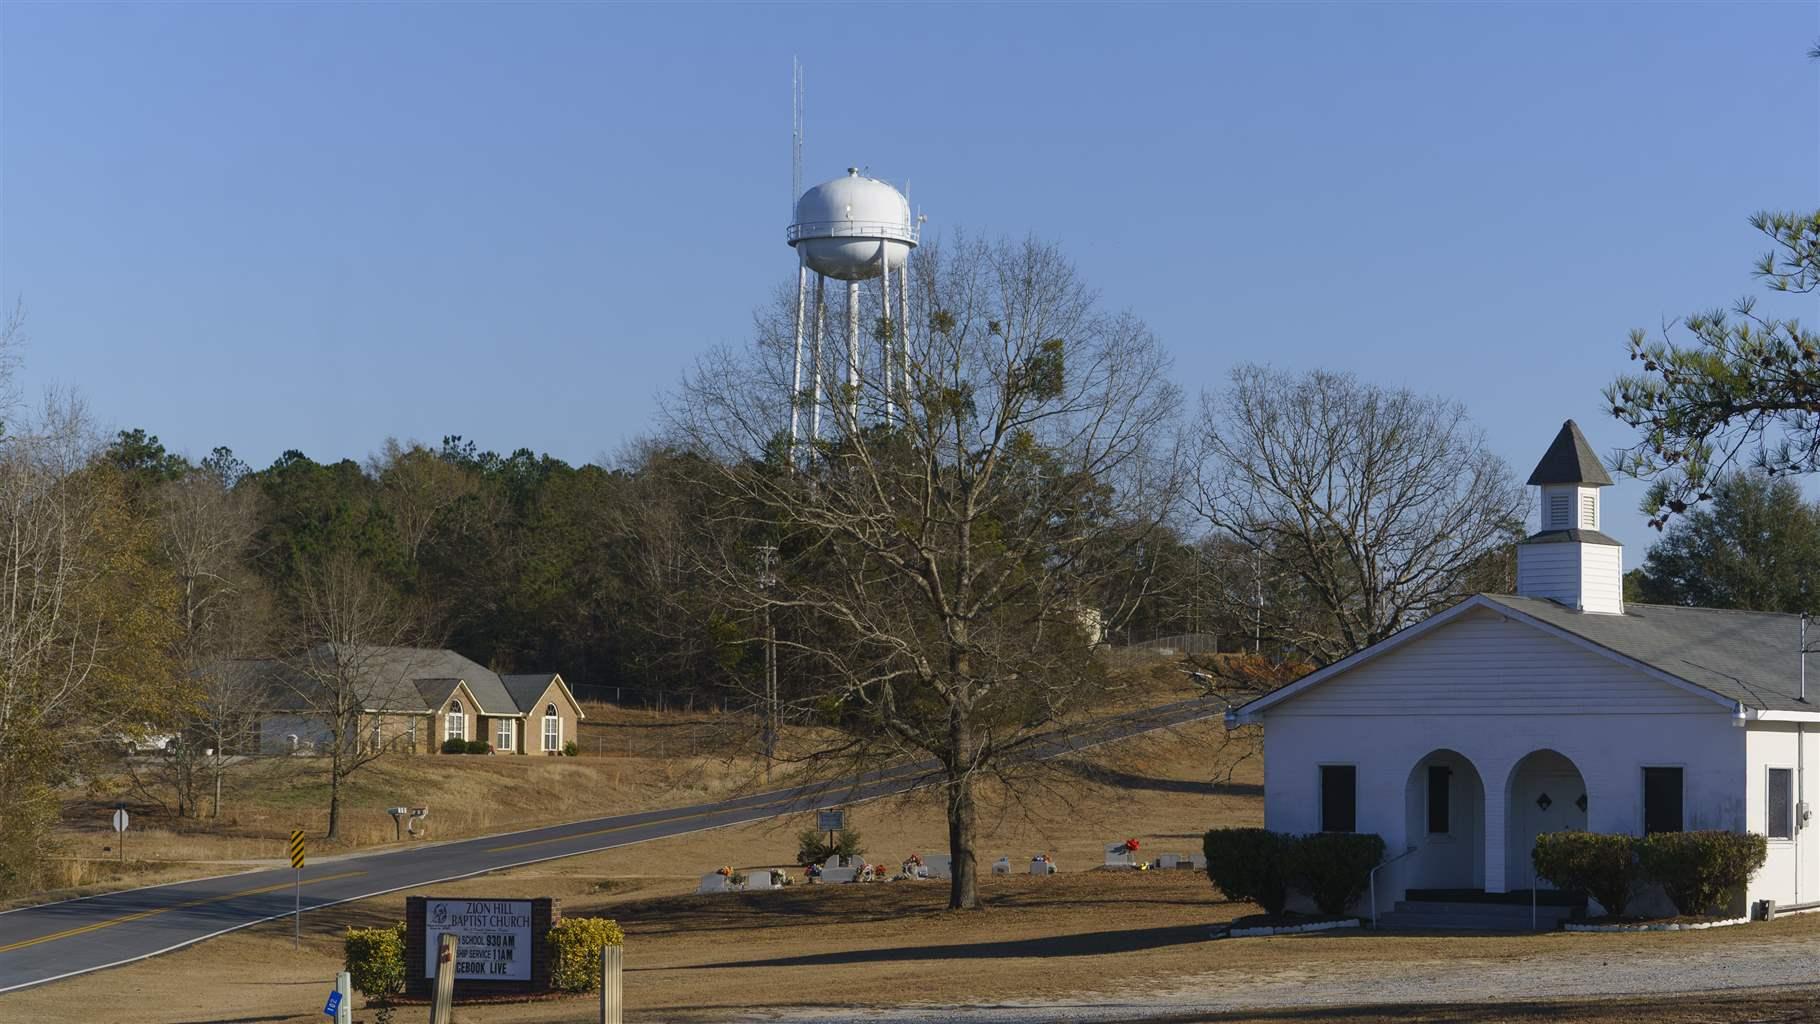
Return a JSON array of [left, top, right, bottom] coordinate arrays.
[[548, 917, 626, 992], [1203, 828, 1384, 916], [1290, 832, 1386, 915], [464, 739, 491, 755], [440, 737, 466, 754], [1202, 828, 1293, 914], [1639, 830, 1768, 917], [1533, 832, 1643, 916], [344, 922, 406, 1001]]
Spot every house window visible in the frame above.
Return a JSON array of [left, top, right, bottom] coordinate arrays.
[[496, 718, 514, 751], [446, 700, 465, 742], [369, 718, 382, 752], [543, 703, 561, 752], [1768, 767, 1794, 840], [1320, 764, 1356, 833], [1549, 494, 1571, 529], [1643, 766, 1684, 833], [1427, 765, 1451, 835]]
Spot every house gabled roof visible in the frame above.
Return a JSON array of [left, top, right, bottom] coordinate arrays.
[[501, 672, 586, 719], [240, 647, 553, 718], [1231, 594, 1818, 724], [1526, 420, 1614, 486]]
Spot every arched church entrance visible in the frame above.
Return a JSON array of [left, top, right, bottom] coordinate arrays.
[[1403, 750, 1486, 892], [1504, 749, 1588, 891]]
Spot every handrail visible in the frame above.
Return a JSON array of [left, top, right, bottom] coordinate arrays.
[[787, 220, 921, 244], [1369, 845, 1419, 928]]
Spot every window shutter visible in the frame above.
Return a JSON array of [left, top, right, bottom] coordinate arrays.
[[1643, 767, 1684, 833], [1320, 765, 1357, 833], [1426, 765, 1451, 834]]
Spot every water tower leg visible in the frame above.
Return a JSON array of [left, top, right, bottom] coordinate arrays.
[[880, 247, 894, 426], [789, 261, 807, 461], [898, 262, 910, 414], [811, 276, 825, 445], [846, 280, 860, 429]]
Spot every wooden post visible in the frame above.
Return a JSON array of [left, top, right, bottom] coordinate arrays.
[[599, 944, 623, 1024], [428, 933, 458, 1024]]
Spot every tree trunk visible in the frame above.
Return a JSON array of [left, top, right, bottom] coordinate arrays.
[[945, 694, 981, 910], [326, 757, 342, 840]]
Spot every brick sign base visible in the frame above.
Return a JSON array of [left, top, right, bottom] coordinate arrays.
[[404, 896, 558, 998]]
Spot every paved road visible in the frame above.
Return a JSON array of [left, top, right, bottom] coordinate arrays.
[[0, 696, 1222, 994]]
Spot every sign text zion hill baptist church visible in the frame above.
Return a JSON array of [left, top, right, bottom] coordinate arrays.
[[423, 899, 532, 980]]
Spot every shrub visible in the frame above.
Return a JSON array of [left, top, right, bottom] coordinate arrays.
[[1202, 828, 1294, 915], [797, 827, 865, 866], [439, 737, 466, 755], [548, 916, 625, 992], [464, 739, 491, 755], [1532, 832, 1642, 916], [1288, 832, 1386, 915], [344, 922, 406, 1001], [562, 741, 579, 757], [1638, 830, 1768, 916]]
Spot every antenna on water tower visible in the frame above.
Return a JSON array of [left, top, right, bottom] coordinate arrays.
[[791, 58, 804, 218], [783, 61, 921, 468]]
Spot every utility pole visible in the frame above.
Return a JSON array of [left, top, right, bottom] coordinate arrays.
[[756, 544, 780, 780]]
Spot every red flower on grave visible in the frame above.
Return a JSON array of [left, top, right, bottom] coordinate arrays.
[[1124, 838, 1140, 852]]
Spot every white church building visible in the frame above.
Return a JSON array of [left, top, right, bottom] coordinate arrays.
[[1230, 421, 1819, 919]]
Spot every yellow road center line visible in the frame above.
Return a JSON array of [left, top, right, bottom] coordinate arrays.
[[484, 795, 809, 853], [0, 870, 365, 955]]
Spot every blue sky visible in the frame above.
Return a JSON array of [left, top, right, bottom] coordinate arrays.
[[2, 2, 1816, 560]]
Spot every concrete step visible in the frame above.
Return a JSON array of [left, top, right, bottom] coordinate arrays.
[[1375, 910, 1561, 932], [1392, 900, 1578, 921]]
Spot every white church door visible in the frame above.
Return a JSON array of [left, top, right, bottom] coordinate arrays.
[[1505, 749, 1588, 891]]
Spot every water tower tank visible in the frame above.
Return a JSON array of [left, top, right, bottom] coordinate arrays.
[[788, 168, 918, 281]]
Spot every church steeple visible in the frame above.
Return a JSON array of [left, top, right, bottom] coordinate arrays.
[[1515, 420, 1624, 613]]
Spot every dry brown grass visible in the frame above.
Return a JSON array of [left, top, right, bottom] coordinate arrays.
[[22, 715, 1814, 1024]]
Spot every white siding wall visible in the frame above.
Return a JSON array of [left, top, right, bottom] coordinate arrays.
[[1263, 609, 1743, 910], [1578, 545, 1624, 614], [1516, 544, 1580, 607], [1745, 723, 1820, 907]]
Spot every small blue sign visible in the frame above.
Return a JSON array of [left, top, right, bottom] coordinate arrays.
[[322, 990, 341, 1018]]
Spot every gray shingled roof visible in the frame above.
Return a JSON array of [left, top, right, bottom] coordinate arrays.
[[250, 647, 523, 716], [1527, 420, 1614, 486], [1485, 594, 1812, 712], [501, 673, 558, 715]]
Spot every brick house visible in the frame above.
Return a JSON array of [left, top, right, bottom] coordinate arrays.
[[252, 646, 584, 756]]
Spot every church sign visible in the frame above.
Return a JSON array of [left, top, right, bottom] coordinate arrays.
[[423, 899, 531, 980], [404, 895, 557, 997]]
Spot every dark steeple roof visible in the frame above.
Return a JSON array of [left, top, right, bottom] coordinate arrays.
[[1526, 420, 1613, 486]]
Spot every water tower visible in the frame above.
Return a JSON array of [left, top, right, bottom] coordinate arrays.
[[786, 167, 918, 456]]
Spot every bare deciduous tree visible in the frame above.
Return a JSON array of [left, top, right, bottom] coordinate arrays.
[[1197, 365, 1525, 665], [674, 235, 1183, 909], [370, 438, 478, 567], [283, 551, 430, 840]]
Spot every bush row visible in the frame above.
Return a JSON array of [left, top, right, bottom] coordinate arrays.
[[1532, 830, 1767, 917], [1202, 828, 1386, 916], [432, 739, 582, 755], [344, 916, 625, 1001]]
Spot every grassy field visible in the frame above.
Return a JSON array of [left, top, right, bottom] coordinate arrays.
[[13, 711, 1818, 1024], [34, 702, 776, 903], [37, 653, 1221, 903]]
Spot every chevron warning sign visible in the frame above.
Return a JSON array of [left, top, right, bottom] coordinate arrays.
[[289, 829, 307, 870]]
